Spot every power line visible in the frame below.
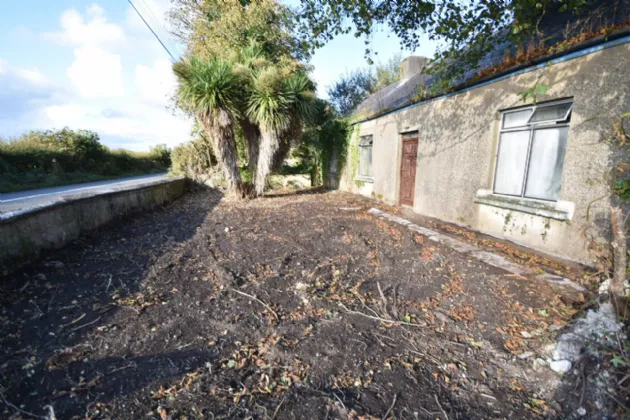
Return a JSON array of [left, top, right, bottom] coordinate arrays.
[[127, 0, 177, 62], [136, 0, 180, 56]]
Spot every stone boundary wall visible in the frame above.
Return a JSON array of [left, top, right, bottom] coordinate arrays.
[[0, 177, 188, 271]]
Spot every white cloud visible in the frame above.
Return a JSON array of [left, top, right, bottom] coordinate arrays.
[[14, 67, 48, 87], [135, 59, 176, 105], [2, 4, 192, 151], [67, 47, 124, 98], [0, 59, 68, 136], [44, 101, 191, 150], [44, 4, 125, 47]]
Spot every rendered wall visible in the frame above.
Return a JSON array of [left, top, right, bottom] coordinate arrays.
[[0, 177, 188, 270], [338, 42, 630, 265]]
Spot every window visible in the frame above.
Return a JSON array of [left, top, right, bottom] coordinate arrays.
[[359, 135, 373, 178], [494, 100, 573, 201]]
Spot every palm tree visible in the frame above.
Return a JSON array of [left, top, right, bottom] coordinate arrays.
[[235, 40, 267, 175], [248, 68, 315, 195], [173, 57, 243, 192], [272, 72, 316, 171]]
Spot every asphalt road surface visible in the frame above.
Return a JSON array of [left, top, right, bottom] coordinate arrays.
[[0, 173, 168, 214]]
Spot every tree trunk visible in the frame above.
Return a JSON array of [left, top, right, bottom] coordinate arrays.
[[610, 207, 627, 308], [199, 110, 241, 192], [241, 119, 260, 174], [254, 127, 280, 196], [272, 136, 292, 171], [272, 118, 303, 171]]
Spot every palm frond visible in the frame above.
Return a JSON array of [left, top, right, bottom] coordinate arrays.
[[173, 57, 242, 118], [247, 66, 291, 132], [239, 39, 268, 69], [284, 72, 317, 122]]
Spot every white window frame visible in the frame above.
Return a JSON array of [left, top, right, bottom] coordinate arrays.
[[493, 99, 573, 202], [358, 135, 373, 179]]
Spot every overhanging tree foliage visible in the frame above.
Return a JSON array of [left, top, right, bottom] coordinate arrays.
[[297, 0, 593, 85]]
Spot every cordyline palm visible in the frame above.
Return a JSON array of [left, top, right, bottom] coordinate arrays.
[[234, 40, 268, 174], [248, 67, 315, 195], [173, 57, 243, 192], [272, 72, 316, 171]]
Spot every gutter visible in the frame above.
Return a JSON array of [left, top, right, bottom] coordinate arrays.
[[353, 27, 630, 124]]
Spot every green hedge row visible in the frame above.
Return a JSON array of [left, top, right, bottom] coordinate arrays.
[[0, 128, 171, 193]]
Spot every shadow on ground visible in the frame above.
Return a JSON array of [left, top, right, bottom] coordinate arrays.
[[0, 188, 222, 418]]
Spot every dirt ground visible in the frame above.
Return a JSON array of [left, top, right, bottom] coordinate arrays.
[[0, 188, 601, 419]]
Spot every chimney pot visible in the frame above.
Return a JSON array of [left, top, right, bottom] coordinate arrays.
[[400, 56, 428, 79]]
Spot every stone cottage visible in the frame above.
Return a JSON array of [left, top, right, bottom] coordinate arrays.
[[331, 3, 630, 265]]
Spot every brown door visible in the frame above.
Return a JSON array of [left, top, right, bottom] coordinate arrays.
[[399, 136, 418, 206]]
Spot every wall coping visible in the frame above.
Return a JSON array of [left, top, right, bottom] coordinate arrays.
[[0, 176, 186, 224]]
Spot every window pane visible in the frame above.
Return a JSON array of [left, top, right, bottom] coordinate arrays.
[[503, 109, 532, 129], [367, 145, 373, 177], [494, 130, 530, 196], [524, 127, 568, 200], [359, 146, 368, 176], [529, 102, 572, 124]]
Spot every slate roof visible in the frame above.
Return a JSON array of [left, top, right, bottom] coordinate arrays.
[[354, 0, 630, 121]]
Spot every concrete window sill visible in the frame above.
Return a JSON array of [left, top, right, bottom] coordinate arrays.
[[355, 176, 374, 183], [474, 191, 572, 221]]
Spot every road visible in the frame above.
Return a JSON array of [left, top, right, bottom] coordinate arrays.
[[0, 173, 168, 214]]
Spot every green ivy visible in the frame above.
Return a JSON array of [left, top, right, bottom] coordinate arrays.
[[613, 179, 630, 201], [347, 124, 361, 180]]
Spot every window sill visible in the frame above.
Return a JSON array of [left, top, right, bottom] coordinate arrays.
[[355, 176, 374, 183], [474, 190, 573, 221]]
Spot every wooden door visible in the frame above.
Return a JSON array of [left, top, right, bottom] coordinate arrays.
[[399, 136, 418, 206]]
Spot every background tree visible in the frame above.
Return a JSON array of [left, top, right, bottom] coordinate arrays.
[[328, 53, 402, 116]]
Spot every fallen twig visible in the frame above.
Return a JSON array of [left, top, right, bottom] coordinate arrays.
[[409, 349, 440, 365], [272, 397, 285, 419], [381, 394, 398, 420], [376, 282, 390, 318], [60, 313, 85, 329], [47, 290, 57, 313], [0, 390, 45, 418], [230, 288, 279, 320], [338, 303, 426, 327], [71, 316, 101, 332], [603, 389, 630, 412], [434, 394, 448, 420]]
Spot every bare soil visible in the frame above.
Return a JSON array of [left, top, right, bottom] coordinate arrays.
[[0, 188, 598, 419]]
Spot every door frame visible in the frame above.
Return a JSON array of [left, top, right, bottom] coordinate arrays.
[[399, 134, 419, 206]]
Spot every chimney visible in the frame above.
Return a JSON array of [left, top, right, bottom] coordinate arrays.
[[400, 56, 428, 79]]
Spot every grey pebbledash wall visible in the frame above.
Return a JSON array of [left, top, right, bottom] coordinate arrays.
[[0, 177, 188, 271]]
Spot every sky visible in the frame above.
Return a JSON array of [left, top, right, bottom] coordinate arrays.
[[0, 0, 437, 152]]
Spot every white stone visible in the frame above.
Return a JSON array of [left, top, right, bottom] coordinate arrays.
[[553, 302, 625, 361], [598, 279, 611, 295], [549, 359, 572, 374], [577, 407, 586, 416]]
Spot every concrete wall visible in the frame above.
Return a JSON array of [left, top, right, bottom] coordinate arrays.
[[337, 41, 630, 265], [0, 177, 187, 270]]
